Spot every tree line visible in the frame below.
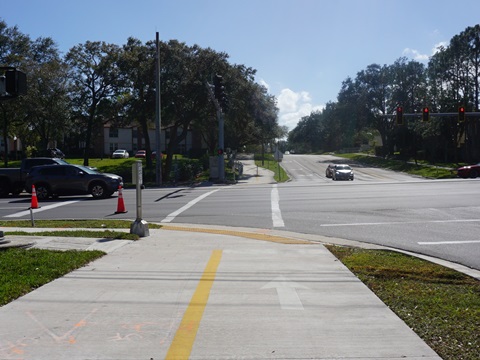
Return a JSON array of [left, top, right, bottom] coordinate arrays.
[[0, 19, 285, 179], [288, 24, 480, 164]]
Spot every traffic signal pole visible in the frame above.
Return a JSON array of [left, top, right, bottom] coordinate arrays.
[[207, 75, 226, 182], [217, 108, 225, 182]]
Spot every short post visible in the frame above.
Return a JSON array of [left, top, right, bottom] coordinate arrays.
[[130, 160, 149, 237], [30, 208, 35, 227]]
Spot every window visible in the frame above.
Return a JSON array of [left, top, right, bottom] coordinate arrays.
[[109, 128, 119, 138], [40, 167, 66, 176]]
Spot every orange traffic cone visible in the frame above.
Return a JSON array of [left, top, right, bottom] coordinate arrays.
[[115, 185, 127, 214], [30, 185, 39, 209]]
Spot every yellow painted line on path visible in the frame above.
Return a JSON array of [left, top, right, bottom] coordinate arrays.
[[161, 225, 312, 245], [165, 249, 223, 360]]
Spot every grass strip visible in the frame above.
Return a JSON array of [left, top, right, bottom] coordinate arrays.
[[337, 153, 457, 179], [0, 219, 162, 229], [6, 229, 140, 240], [0, 248, 104, 306], [254, 154, 289, 182], [326, 245, 480, 360]]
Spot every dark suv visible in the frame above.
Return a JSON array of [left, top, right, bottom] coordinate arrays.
[[25, 164, 123, 200]]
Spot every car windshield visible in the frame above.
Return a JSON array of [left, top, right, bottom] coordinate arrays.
[[76, 165, 100, 174], [336, 165, 351, 170]]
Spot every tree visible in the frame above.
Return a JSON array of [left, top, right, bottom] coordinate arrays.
[[118, 37, 156, 169], [21, 37, 70, 152], [0, 20, 31, 165], [65, 41, 122, 166]]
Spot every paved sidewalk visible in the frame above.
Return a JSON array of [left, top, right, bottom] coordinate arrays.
[[235, 158, 277, 185], [0, 227, 442, 360]]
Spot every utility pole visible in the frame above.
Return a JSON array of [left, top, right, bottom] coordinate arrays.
[[155, 32, 162, 186]]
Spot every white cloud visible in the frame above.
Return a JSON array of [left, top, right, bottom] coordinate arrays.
[[403, 41, 449, 62], [432, 41, 447, 54], [276, 88, 324, 130], [258, 78, 270, 92], [402, 48, 429, 62]]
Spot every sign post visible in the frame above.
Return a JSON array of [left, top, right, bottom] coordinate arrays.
[[130, 160, 149, 237]]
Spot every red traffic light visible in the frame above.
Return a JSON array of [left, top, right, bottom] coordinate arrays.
[[458, 106, 465, 122], [422, 107, 429, 121], [396, 106, 403, 125], [217, 148, 224, 155]]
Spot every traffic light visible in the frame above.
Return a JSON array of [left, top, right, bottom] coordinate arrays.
[[458, 106, 466, 122], [396, 106, 403, 125], [0, 76, 5, 95], [213, 74, 228, 111], [5, 69, 27, 96], [217, 148, 224, 156], [422, 107, 429, 122], [213, 74, 224, 100]]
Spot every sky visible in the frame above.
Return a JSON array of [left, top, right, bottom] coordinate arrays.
[[2, 0, 480, 130]]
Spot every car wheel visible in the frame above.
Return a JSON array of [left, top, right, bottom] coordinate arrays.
[[90, 183, 107, 199], [35, 184, 51, 200], [470, 170, 478, 178]]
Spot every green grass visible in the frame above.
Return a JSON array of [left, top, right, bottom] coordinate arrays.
[[0, 219, 164, 306], [326, 245, 480, 360], [0, 248, 104, 306], [7, 229, 140, 240], [0, 219, 163, 240], [337, 153, 457, 179], [0, 219, 162, 229]]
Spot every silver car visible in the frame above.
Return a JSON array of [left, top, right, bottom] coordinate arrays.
[[325, 164, 335, 178], [332, 164, 354, 181]]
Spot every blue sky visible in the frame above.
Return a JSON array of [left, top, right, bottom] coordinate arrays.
[[3, 0, 480, 130]]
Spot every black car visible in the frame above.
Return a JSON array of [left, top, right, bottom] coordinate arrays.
[[25, 164, 123, 200]]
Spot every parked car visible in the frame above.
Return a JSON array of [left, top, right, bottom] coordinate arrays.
[[0, 157, 69, 197], [135, 150, 146, 158], [112, 149, 129, 159], [325, 164, 335, 178], [332, 164, 354, 181], [457, 163, 480, 178], [25, 164, 123, 200]]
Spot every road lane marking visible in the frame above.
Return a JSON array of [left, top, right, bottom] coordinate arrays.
[[320, 219, 480, 227], [271, 184, 285, 227], [262, 276, 309, 310], [418, 240, 480, 245], [161, 189, 220, 223], [166, 250, 222, 360], [4, 200, 81, 218]]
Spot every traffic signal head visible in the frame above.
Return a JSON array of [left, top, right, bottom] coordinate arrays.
[[0, 76, 5, 95], [5, 69, 27, 96], [396, 106, 403, 125], [213, 74, 224, 100], [458, 106, 465, 122], [422, 107, 429, 122], [217, 148, 224, 156]]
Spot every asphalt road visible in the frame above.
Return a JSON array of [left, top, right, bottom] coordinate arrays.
[[1, 154, 479, 271]]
